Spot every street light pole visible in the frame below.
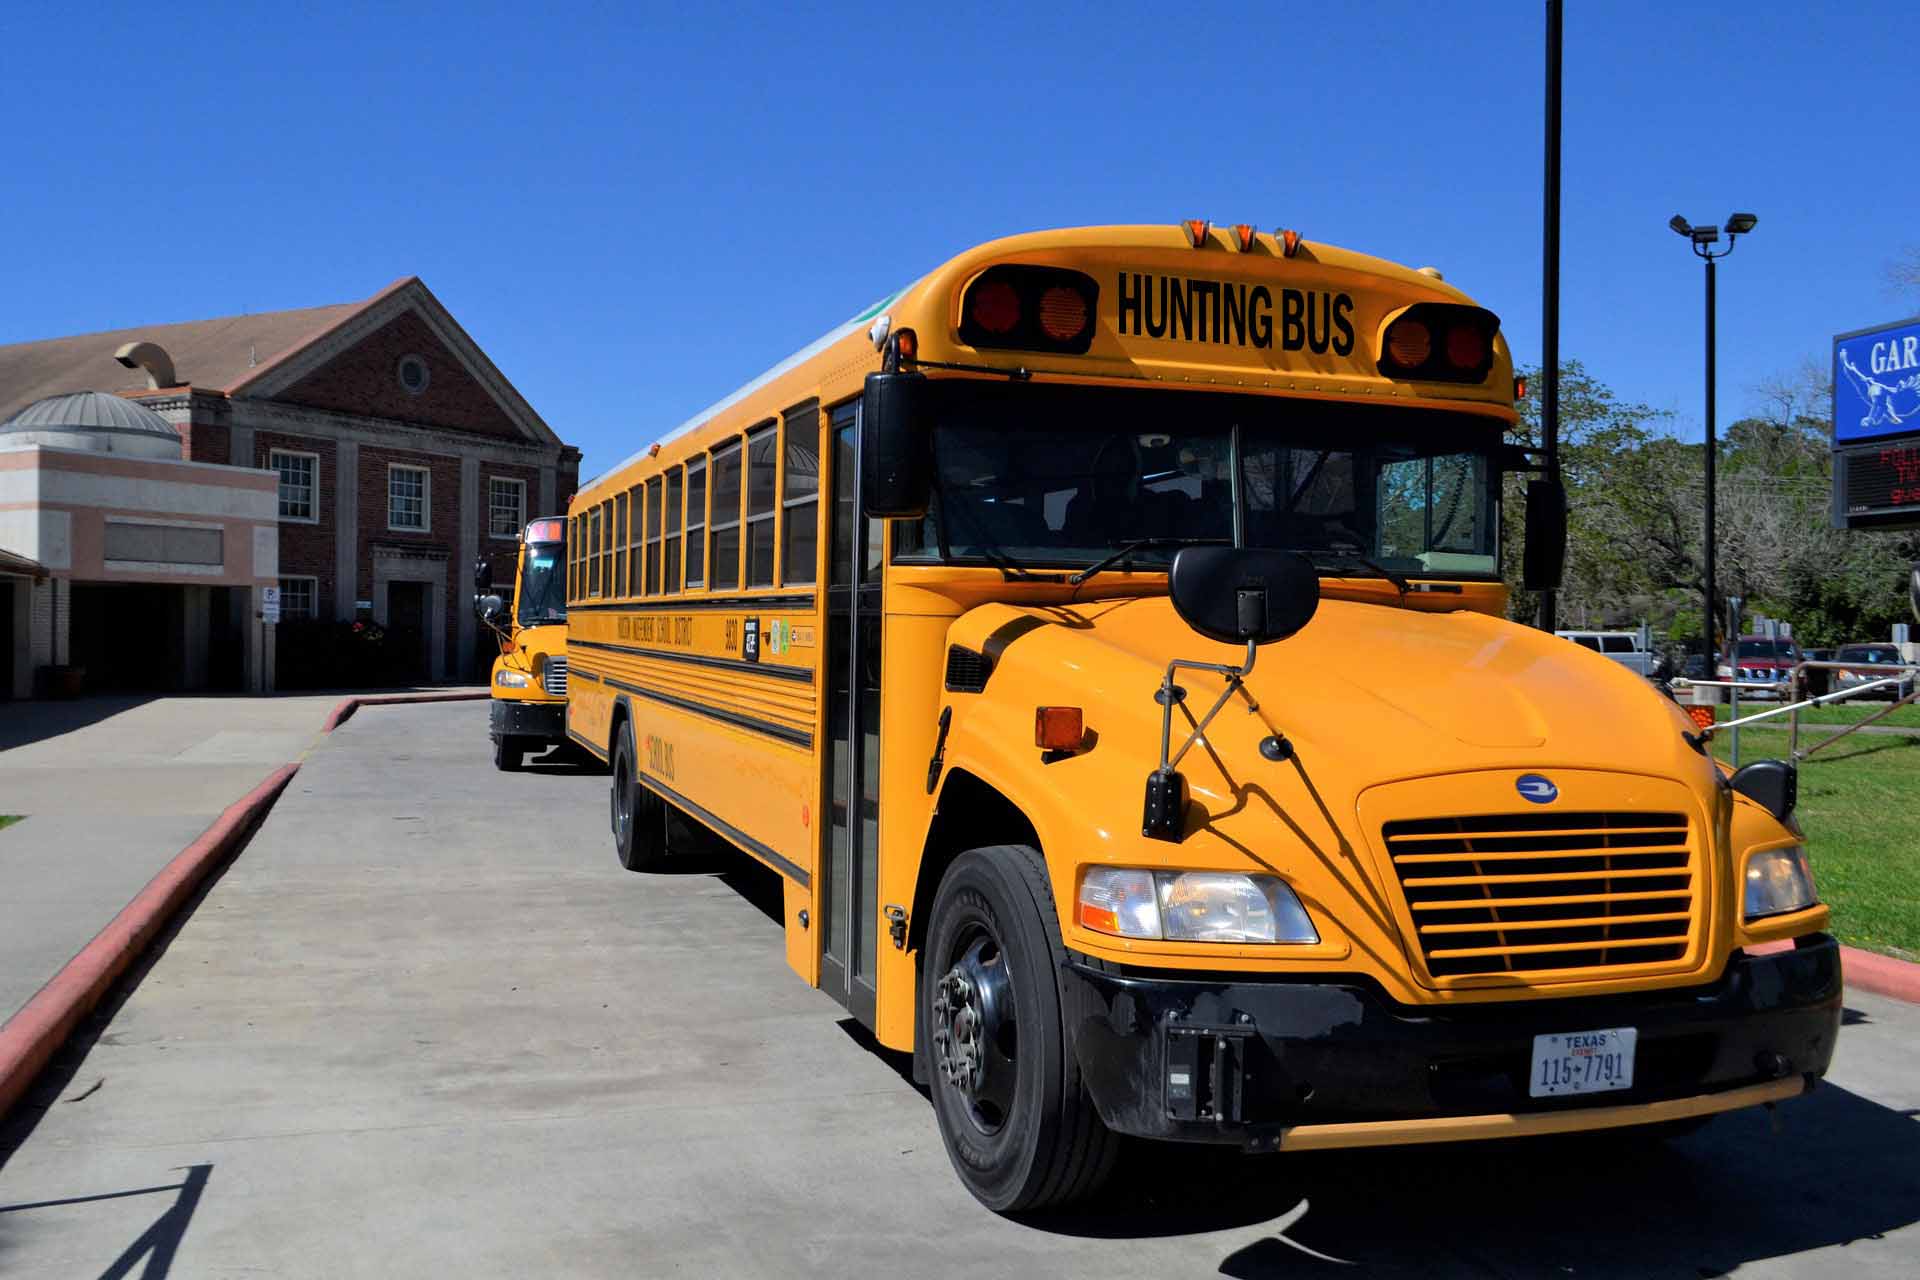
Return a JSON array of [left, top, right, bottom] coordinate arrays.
[[1670, 212, 1756, 668]]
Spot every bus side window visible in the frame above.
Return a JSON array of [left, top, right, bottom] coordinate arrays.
[[646, 476, 663, 595], [626, 486, 644, 597], [782, 400, 820, 585], [613, 489, 629, 597], [587, 505, 602, 597], [711, 440, 743, 590], [686, 458, 708, 588], [664, 467, 683, 592], [746, 422, 777, 588]]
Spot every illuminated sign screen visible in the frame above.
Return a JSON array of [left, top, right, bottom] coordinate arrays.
[[1835, 436, 1920, 529], [1834, 316, 1920, 444]]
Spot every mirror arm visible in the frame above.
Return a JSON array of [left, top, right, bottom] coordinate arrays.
[[1156, 639, 1260, 774]]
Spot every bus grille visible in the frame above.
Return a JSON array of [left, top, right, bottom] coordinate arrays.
[[544, 658, 568, 697], [1381, 811, 1695, 978]]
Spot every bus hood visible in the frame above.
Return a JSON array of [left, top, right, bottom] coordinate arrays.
[[948, 593, 1707, 789]]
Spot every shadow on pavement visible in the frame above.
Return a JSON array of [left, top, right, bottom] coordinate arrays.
[[0, 695, 157, 752], [0, 1163, 211, 1279], [1009, 1081, 1920, 1276]]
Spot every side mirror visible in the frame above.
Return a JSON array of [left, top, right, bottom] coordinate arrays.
[[473, 557, 494, 593], [860, 371, 932, 518], [1729, 758, 1797, 822], [1167, 547, 1320, 645], [476, 593, 506, 626], [1523, 478, 1567, 592]]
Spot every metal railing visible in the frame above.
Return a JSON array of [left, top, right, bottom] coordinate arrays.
[[1671, 659, 1919, 765]]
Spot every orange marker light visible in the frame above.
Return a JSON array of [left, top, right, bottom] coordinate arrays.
[[1183, 219, 1211, 248], [1034, 706, 1084, 751], [648, 443, 661, 458], [1232, 224, 1257, 253], [1514, 375, 1530, 400], [525, 518, 564, 542], [1686, 705, 1715, 731], [895, 328, 919, 361], [1078, 901, 1121, 933], [1280, 228, 1302, 257]]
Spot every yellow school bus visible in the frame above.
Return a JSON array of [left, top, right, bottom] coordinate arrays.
[[476, 516, 569, 770], [565, 223, 1838, 1211]]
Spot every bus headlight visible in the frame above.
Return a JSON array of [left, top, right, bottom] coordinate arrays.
[[494, 669, 532, 688], [1077, 868, 1318, 944], [1745, 846, 1817, 921]]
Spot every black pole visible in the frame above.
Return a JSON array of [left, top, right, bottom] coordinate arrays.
[[1704, 254, 1716, 664], [1538, 0, 1563, 632]]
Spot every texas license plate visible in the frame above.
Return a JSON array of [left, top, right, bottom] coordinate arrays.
[[1529, 1027, 1637, 1098]]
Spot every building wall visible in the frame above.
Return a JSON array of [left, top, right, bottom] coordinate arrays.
[[251, 428, 342, 618]]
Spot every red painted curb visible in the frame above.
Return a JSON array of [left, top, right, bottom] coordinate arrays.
[[1746, 938, 1920, 1004], [0, 763, 300, 1121], [322, 689, 488, 733]]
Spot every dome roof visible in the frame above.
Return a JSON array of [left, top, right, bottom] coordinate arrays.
[[1, 391, 182, 458]]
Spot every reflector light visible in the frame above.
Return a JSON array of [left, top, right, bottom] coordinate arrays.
[[1232, 224, 1257, 253], [1184, 219, 1211, 248], [970, 281, 1021, 334], [1445, 325, 1488, 370], [1687, 705, 1715, 730], [1386, 319, 1432, 368], [1037, 288, 1088, 342], [525, 519, 564, 543], [1280, 228, 1302, 257], [895, 328, 919, 362], [1035, 706, 1085, 751], [1514, 375, 1529, 400]]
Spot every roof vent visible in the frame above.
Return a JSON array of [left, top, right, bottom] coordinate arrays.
[[1415, 267, 1445, 281], [114, 340, 178, 389]]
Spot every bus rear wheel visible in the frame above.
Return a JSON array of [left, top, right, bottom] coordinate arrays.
[[920, 844, 1117, 1213], [610, 720, 668, 871]]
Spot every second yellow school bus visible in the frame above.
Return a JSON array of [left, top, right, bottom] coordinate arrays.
[[565, 223, 1838, 1211]]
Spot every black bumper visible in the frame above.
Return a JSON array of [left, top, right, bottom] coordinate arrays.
[[1062, 934, 1842, 1145], [490, 697, 566, 742]]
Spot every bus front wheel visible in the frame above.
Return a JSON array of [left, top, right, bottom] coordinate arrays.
[[920, 844, 1117, 1212], [610, 720, 668, 872]]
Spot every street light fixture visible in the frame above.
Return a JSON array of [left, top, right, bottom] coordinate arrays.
[[1670, 210, 1758, 670]]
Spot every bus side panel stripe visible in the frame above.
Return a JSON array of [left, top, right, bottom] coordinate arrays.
[[595, 671, 813, 748], [570, 637, 814, 683], [637, 770, 812, 889]]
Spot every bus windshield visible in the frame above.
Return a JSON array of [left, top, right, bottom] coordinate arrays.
[[899, 382, 1500, 579], [517, 540, 567, 626]]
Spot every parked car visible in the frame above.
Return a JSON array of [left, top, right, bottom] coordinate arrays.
[[1556, 630, 1659, 677], [1680, 653, 1711, 681], [1832, 644, 1915, 701], [1717, 635, 1800, 698]]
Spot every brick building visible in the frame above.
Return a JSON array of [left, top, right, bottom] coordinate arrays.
[[0, 278, 580, 685]]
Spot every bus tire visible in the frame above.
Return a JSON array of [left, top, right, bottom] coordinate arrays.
[[610, 720, 668, 871], [492, 735, 523, 772], [920, 844, 1117, 1213]]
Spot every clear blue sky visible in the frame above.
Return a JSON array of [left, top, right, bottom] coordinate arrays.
[[3, 1, 1911, 480]]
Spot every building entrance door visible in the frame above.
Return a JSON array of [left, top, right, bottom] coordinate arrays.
[[387, 582, 431, 685]]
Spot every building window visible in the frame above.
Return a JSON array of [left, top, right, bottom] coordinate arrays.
[[271, 450, 319, 523], [388, 464, 430, 531], [663, 467, 683, 593], [685, 459, 707, 588], [710, 440, 742, 591], [781, 401, 820, 586], [488, 477, 525, 539], [397, 354, 431, 396], [279, 577, 318, 620]]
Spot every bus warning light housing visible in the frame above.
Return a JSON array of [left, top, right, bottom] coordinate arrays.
[[1377, 303, 1501, 383], [958, 265, 1099, 355]]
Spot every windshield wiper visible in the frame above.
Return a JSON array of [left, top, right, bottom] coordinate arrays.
[[1311, 552, 1411, 597], [1067, 537, 1228, 586]]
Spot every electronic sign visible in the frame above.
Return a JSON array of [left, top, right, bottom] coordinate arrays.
[[1833, 316, 1920, 529]]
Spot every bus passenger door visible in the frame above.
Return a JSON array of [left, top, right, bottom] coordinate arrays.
[[822, 401, 881, 1027]]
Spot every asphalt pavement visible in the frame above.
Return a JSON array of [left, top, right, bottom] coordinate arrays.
[[0, 701, 1915, 1277]]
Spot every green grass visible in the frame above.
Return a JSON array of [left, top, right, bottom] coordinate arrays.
[[1714, 726, 1920, 960], [0, 816, 22, 832], [1714, 700, 1920, 728]]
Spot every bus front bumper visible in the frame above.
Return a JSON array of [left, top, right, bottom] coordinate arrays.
[[490, 697, 566, 743], [1061, 933, 1841, 1150]]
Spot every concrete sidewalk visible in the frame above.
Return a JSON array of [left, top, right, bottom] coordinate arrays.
[[1, 702, 1917, 1277], [0, 694, 361, 1024]]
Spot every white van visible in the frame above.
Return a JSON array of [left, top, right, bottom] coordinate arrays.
[[1557, 630, 1659, 677]]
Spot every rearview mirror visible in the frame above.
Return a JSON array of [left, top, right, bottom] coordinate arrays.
[[1167, 547, 1320, 645], [473, 557, 494, 593], [861, 372, 932, 518], [475, 593, 506, 626], [1523, 478, 1566, 592], [1729, 758, 1797, 822]]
